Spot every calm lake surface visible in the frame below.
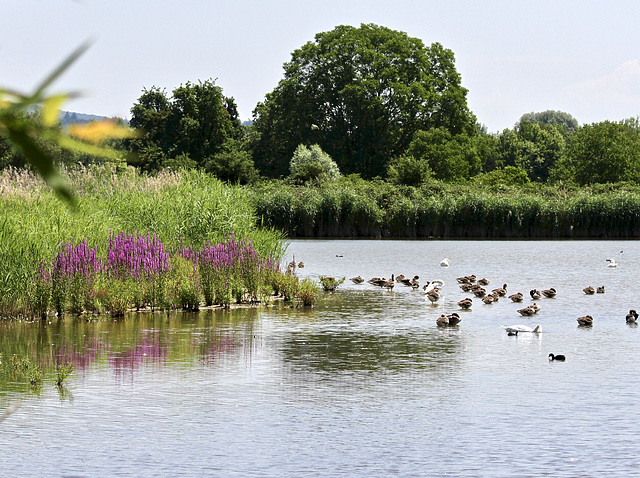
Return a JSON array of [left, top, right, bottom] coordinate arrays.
[[1, 240, 639, 477]]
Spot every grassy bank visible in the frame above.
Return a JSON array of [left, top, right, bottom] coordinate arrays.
[[0, 166, 287, 318], [249, 178, 640, 238]]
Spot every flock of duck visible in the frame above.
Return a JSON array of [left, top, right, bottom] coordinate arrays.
[[348, 271, 638, 334]]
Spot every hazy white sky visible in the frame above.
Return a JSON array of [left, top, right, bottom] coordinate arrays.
[[3, 0, 639, 132]]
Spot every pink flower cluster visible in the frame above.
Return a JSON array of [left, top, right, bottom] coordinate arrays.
[[51, 240, 100, 283], [105, 231, 170, 280]]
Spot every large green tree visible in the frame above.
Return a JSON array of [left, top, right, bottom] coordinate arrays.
[[405, 128, 481, 181], [251, 24, 476, 178], [129, 79, 244, 172], [496, 121, 565, 182], [557, 120, 640, 185]]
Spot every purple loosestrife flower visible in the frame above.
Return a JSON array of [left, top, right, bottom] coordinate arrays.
[[106, 231, 169, 280]]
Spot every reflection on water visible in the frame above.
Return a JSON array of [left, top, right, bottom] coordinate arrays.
[[0, 308, 260, 396], [2, 240, 640, 477]]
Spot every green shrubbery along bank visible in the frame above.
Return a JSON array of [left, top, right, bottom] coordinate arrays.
[[250, 178, 640, 239]]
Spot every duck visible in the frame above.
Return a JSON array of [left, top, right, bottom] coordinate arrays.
[[626, 309, 638, 324], [548, 353, 566, 361], [447, 313, 461, 325], [351, 275, 365, 284], [530, 302, 541, 314], [297, 261, 304, 268], [530, 289, 541, 300], [456, 275, 476, 284], [508, 292, 524, 303], [577, 315, 593, 326], [596, 286, 605, 294], [472, 287, 487, 298], [410, 276, 420, 289], [583, 286, 595, 295], [541, 288, 557, 298], [502, 324, 542, 334], [478, 278, 490, 286], [368, 277, 387, 287], [460, 283, 474, 292], [426, 287, 441, 303], [395, 274, 405, 282], [383, 277, 395, 290], [436, 314, 449, 327], [457, 298, 473, 309], [607, 258, 618, 268], [440, 258, 450, 267], [482, 295, 497, 304], [400, 275, 419, 287], [492, 284, 508, 297], [517, 306, 536, 317]]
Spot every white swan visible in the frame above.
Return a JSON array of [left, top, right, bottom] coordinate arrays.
[[440, 258, 450, 267], [501, 324, 542, 334], [606, 259, 618, 268]]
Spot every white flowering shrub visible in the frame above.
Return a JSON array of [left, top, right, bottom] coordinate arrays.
[[289, 144, 340, 182]]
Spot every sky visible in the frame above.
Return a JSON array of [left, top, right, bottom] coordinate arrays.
[[3, 0, 640, 133]]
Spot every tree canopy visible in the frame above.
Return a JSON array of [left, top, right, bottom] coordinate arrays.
[[129, 79, 244, 172], [517, 110, 578, 135], [559, 121, 640, 185], [251, 23, 476, 178]]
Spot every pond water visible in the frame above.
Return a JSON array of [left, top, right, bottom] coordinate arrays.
[[1, 240, 639, 477]]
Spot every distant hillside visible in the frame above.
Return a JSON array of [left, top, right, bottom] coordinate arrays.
[[59, 111, 110, 127]]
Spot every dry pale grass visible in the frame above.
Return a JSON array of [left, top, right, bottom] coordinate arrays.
[[0, 164, 183, 199]]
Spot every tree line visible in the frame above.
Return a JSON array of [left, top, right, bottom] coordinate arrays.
[[2, 23, 640, 188]]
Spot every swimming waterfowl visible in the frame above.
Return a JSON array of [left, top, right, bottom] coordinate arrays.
[[508, 292, 524, 303], [530, 289, 541, 300], [472, 287, 487, 298], [541, 288, 557, 298], [607, 259, 618, 268], [478, 278, 490, 286], [482, 295, 497, 304], [368, 277, 387, 287], [436, 314, 449, 327], [583, 286, 595, 295], [383, 277, 395, 290], [517, 306, 536, 317], [460, 283, 474, 292], [351, 275, 365, 284], [577, 315, 593, 326], [456, 275, 476, 284], [492, 284, 508, 297], [298, 262, 304, 268], [400, 275, 419, 287], [596, 286, 605, 294], [626, 310, 638, 324], [447, 313, 461, 325], [424, 280, 445, 293], [410, 277, 420, 289], [530, 302, 540, 314], [426, 287, 441, 303], [548, 353, 566, 361], [395, 274, 405, 282], [440, 258, 450, 267], [502, 324, 542, 334], [457, 298, 473, 309]]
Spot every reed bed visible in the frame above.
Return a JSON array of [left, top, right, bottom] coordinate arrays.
[[250, 180, 640, 238]]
